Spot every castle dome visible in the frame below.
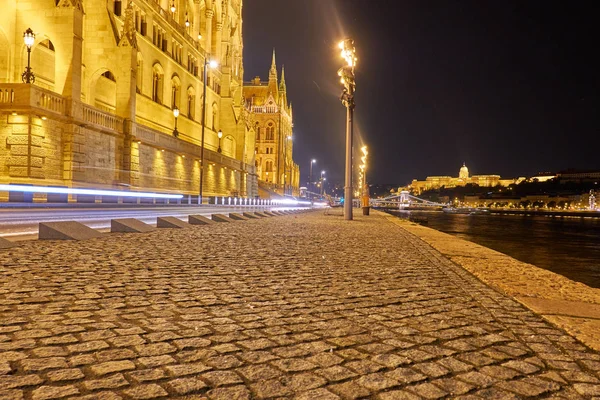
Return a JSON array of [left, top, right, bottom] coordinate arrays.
[[459, 163, 469, 179]]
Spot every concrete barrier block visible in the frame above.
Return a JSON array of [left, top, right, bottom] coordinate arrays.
[[263, 211, 276, 217], [0, 237, 17, 249], [229, 213, 249, 221], [111, 218, 155, 233], [189, 215, 217, 225], [242, 212, 259, 219], [252, 212, 268, 218], [212, 214, 235, 223], [157, 217, 191, 229], [39, 221, 103, 241]]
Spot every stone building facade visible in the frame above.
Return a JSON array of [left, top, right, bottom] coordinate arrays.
[[243, 52, 300, 197], [0, 0, 259, 201]]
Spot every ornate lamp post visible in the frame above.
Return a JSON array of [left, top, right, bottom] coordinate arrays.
[[198, 56, 219, 205], [172, 106, 179, 137], [22, 28, 35, 84], [338, 39, 357, 220], [217, 129, 223, 153]]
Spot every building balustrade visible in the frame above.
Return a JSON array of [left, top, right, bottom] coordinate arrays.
[[81, 103, 124, 133], [0, 83, 253, 178], [0, 83, 66, 116]]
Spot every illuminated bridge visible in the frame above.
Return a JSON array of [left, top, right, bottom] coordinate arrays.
[[370, 191, 446, 209]]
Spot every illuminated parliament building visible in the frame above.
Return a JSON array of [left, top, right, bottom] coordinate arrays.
[[0, 0, 299, 200]]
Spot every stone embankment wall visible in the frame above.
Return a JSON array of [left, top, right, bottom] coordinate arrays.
[[390, 214, 600, 351]]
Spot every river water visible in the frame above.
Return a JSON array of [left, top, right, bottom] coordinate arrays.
[[390, 211, 600, 289]]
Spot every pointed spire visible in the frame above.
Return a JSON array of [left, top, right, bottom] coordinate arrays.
[[279, 65, 286, 92], [270, 48, 277, 76]]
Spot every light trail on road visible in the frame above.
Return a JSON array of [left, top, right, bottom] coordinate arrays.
[[0, 205, 305, 240]]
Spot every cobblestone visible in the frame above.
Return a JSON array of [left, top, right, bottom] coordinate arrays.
[[2, 211, 600, 398]]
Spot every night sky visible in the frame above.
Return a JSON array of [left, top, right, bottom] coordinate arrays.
[[243, 1, 599, 187]]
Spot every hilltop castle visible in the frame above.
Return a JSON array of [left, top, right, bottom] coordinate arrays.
[[408, 163, 525, 195]]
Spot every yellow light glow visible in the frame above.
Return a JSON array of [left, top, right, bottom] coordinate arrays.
[[338, 41, 345, 49]]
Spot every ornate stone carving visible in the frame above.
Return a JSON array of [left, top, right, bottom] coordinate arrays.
[[56, 0, 84, 12], [119, 1, 137, 49]]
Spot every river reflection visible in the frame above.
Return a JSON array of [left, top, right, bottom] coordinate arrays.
[[391, 211, 600, 289]]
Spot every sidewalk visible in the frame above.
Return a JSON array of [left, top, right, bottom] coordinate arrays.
[[1, 211, 600, 399]]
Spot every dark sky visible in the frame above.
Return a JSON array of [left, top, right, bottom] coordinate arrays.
[[243, 1, 599, 186]]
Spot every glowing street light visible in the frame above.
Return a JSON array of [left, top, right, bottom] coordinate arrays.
[[198, 56, 219, 205], [172, 106, 180, 137], [338, 38, 356, 220], [22, 28, 35, 83], [309, 159, 316, 194], [217, 129, 223, 153], [360, 145, 370, 215]]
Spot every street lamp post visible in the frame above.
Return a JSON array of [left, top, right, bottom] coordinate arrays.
[[309, 159, 316, 195], [320, 170, 325, 196], [172, 106, 179, 137], [198, 56, 219, 205], [338, 39, 357, 220], [217, 129, 222, 153], [22, 28, 35, 84]]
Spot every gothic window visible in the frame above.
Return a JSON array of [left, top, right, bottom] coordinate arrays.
[[187, 86, 195, 119], [212, 103, 218, 130], [266, 161, 273, 172], [256, 127, 261, 140], [171, 75, 181, 108], [266, 122, 275, 140], [152, 63, 164, 103]]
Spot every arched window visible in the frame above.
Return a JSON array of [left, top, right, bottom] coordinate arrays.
[[171, 75, 181, 109], [187, 86, 195, 119], [152, 63, 164, 103], [31, 38, 56, 90], [266, 122, 275, 141], [212, 103, 218, 130], [266, 161, 273, 172], [256, 127, 261, 140]]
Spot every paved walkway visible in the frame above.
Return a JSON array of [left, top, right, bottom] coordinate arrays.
[[1, 211, 600, 399]]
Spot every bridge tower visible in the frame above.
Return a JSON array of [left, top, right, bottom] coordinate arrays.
[[400, 191, 410, 208]]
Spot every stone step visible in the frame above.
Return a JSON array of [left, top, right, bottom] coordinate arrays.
[[39, 221, 103, 240], [111, 218, 155, 233], [229, 213, 249, 221], [157, 217, 191, 229], [189, 215, 217, 225], [212, 214, 235, 223]]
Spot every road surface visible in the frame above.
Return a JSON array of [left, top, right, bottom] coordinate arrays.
[[0, 204, 304, 240]]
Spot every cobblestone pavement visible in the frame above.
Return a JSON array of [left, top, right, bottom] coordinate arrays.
[[1, 211, 600, 399]]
